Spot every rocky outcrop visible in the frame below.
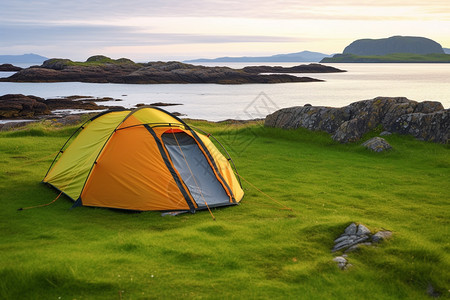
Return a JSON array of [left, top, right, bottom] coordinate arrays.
[[121, 62, 320, 84], [332, 223, 392, 270], [0, 64, 22, 71], [389, 110, 449, 143], [0, 94, 124, 119], [242, 63, 345, 74], [0, 56, 328, 84], [0, 94, 186, 122], [265, 97, 448, 143], [0, 94, 50, 118]]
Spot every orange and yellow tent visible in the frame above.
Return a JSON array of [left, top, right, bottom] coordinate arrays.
[[43, 107, 244, 212]]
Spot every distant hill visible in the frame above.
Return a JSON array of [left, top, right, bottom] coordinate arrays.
[[444, 48, 450, 54], [0, 54, 48, 64], [320, 53, 450, 63], [185, 51, 331, 63], [343, 36, 444, 56]]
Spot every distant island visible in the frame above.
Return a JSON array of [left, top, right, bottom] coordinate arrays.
[[0, 64, 22, 71], [321, 36, 450, 63], [0, 55, 345, 84], [0, 53, 48, 64], [185, 51, 331, 63], [321, 53, 450, 63]]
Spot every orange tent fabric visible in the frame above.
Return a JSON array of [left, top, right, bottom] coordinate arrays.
[[43, 107, 244, 212]]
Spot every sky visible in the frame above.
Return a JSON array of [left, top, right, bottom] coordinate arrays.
[[1, 0, 449, 61]]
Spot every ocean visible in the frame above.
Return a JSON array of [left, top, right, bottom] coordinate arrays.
[[0, 63, 449, 122]]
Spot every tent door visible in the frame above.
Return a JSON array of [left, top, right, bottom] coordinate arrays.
[[162, 132, 230, 208]]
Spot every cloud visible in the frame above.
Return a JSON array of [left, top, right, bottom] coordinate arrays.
[[0, 24, 303, 47], [2, 0, 449, 22]]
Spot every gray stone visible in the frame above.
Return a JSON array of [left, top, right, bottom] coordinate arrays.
[[334, 235, 350, 244], [332, 240, 353, 252], [333, 256, 347, 264], [333, 256, 348, 270], [379, 131, 392, 136], [344, 223, 357, 235], [362, 137, 392, 152], [353, 235, 370, 244], [372, 231, 393, 243], [345, 242, 372, 253], [387, 109, 449, 144], [332, 235, 370, 252], [356, 224, 371, 236]]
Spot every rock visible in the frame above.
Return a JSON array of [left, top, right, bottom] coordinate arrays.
[[149, 102, 182, 107], [362, 137, 392, 152], [48, 114, 84, 126], [345, 242, 372, 253], [344, 223, 357, 235], [333, 239, 353, 252], [265, 97, 447, 144], [242, 63, 345, 74], [333, 224, 392, 252], [387, 109, 449, 143], [0, 94, 50, 118], [372, 231, 393, 243], [334, 235, 350, 244], [0, 120, 37, 131], [333, 256, 348, 270], [43, 97, 123, 111], [356, 224, 371, 236], [0, 93, 125, 123], [332, 223, 375, 252], [427, 283, 441, 298], [0, 64, 22, 71], [333, 256, 347, 264], [379, 131, 391, 136], [0, 57, 326, 84]]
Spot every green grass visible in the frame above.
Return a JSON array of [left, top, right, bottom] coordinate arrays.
[[321, 53, 450, 63], [44, 55, 141, 68], [0, 120, 449, 299]]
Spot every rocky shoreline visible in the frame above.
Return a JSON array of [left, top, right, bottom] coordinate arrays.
[[0, 56, 344, 84], [0, 94, 184, 130]]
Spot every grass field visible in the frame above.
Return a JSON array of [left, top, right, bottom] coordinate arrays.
[[0, 120, 449, 299]]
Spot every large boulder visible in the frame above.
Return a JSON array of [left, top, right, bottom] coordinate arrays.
[[265, 97, 448, 143]]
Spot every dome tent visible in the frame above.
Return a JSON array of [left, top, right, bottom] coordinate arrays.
[[43, 107, 244, 212]]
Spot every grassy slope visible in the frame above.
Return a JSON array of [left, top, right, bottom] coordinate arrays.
[[0, 121, 449, 299], [321, 53, 450, 63]]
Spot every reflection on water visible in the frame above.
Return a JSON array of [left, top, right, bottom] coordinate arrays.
[[0, 63, 449, 121]]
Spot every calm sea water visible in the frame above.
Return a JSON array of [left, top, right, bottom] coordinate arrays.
[[0, 63, 449, 121]]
